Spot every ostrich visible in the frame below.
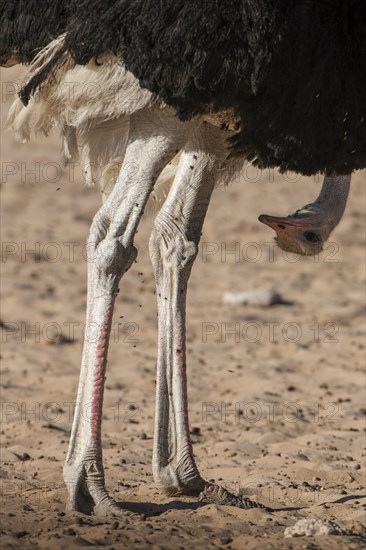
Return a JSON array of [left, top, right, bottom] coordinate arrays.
[[2, 0, 365, 516]]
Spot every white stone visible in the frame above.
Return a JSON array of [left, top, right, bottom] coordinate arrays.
[[284, 518, 348, 538], [222, 288, 283, 307]]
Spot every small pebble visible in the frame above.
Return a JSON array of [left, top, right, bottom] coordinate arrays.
[[14, 452, 31, 461], [64, 528, 77, 536]]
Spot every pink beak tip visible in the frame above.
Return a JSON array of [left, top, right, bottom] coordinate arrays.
[[258, 214, 308, 230]]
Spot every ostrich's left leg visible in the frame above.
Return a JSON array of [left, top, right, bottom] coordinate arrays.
[[150, 123, 269, 510], [63, 105, 199, 516]]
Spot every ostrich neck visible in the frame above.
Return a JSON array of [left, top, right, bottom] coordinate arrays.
[[295, 174, 351, 230]]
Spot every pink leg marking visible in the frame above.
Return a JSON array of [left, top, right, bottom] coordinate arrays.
[[90, 304, 114, 445]]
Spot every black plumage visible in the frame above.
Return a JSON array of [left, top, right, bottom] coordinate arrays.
[[231, 1, 366, 175], [65, 0, 279, 118], [4, 0, 366, 175], [0, 0, 68, 64], [64, 0, 366, 175]]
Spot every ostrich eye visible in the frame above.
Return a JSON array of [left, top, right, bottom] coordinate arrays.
[[303, 231, 321, 244]]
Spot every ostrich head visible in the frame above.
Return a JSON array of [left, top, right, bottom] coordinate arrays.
[[258, 174, 351, 256], [258, 212, 327, 256]]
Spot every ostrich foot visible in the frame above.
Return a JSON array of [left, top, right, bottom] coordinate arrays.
[[64, 463, 143, 519], [198, 481, 272, 511], [94, 496, 142, 519], [66, 485, 142, 519], [156, 470, 272, 511]]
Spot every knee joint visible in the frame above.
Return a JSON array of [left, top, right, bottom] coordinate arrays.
[[150, 222, 197, 270], [88, 216, 138, 279]]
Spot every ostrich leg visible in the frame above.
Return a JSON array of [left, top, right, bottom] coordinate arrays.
[[150, 123, 268, 511], [64, 106, 199, 516]]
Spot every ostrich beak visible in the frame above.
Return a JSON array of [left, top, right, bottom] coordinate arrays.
[[258, 214, 311, 233]]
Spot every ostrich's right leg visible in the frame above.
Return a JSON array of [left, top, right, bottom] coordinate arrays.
[[63, 106, 199, 516], [150, 123, 270, 511]]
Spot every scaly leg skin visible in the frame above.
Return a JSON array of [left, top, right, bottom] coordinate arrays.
[[63, 106, 199, 517], [150, 123, 271, 512]]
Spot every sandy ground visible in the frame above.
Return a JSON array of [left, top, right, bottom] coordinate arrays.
[[1, 66, 365, 549]]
